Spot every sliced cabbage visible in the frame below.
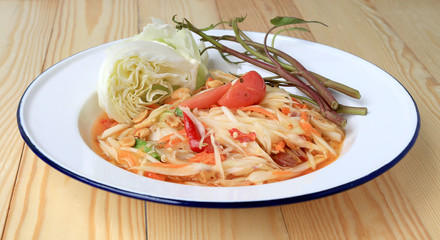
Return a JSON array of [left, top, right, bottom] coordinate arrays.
[[130, 18, 208, 71], [98, 18, 208, 123]]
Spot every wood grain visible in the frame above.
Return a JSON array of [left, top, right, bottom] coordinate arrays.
[[3, 0, 145, 239], [216, 0, 315, 40], [371, 0, 440, 81], [146, 202, 290, 240], [296, 0, 440, 237], [281, 176, 429, 239], [0, 0, 58, 234], [370, 4, 440, 231], [43, 0, 138, 66], [138, 0, 220, 30], [3, 151, 146, 240]]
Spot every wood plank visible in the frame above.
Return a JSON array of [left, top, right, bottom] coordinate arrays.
[[3, 0, 146, 239], [371, 0, 440, 81], [282, 175, 429, 239], [293, 0, 438, 238], [215, 0, 315, 40], [368, 0, 440, 236], [0, 0, 58, 234], [3, 151, 145, 240], [42, 0, 138, 63], [146, 202, 290, 240], [138, 0, 220, 29]]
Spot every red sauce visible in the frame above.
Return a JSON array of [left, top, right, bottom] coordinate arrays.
[[90, 112, 117, 163]]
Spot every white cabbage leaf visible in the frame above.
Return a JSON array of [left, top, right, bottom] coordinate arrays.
[[98, 18, 208, 123]]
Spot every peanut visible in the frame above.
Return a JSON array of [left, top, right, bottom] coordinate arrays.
[[165, 114, 181, 128], [206, 79, 224, 89], [119, 136, 135, 147], [170, 87, 190, 100], [133, 109, 150, 123], [134, 128, 151, 139]]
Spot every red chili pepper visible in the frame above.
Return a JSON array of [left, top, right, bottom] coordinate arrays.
[[183, 112, 214, 153], [228, 128, 256, 143]]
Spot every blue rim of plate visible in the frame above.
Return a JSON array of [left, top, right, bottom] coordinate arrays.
[[16, 41, 420, 209]]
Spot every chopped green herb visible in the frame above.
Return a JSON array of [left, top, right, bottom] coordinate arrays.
[[134, 138, 162, 161], [174, 107, 183, 117], [134, 138, 148, 149], [150, 152, 161, 160]]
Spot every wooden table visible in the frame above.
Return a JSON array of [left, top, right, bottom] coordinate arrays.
[[2, 0, 439, 239]]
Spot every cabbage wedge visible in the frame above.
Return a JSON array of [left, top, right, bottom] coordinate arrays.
[[98, 18, 208, 123]]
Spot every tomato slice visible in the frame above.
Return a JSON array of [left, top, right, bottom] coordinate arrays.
[[217, 71, 266, 108], [179, 82, 231, 109]]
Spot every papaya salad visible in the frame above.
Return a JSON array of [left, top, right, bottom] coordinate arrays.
[[92, 17, 363, 186]]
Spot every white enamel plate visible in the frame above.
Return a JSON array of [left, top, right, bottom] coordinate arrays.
[[17, 30, 419, 208]]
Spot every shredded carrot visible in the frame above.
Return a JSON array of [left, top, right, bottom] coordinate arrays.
[[300, 121, 321, 137], [299, 112, 321, 137], [272, 170, 293, 176], [164, 138, 185, 148], [281, 107, 291, 115], [274, 141, 286, 152], [240, 106, 277, 120], [158, 129, 187, 147], [188, 151, 216, 165], [118, 150, 139, 167], [300, 111, 308, 121], [158, 134, 173, 144], [290, 96, 301, 105]]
